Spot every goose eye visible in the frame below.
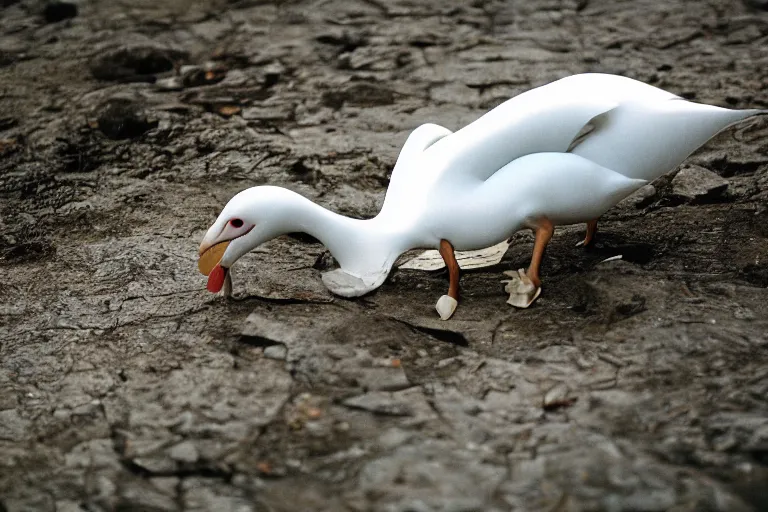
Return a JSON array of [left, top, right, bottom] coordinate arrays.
[[230, 218, 244, 228]]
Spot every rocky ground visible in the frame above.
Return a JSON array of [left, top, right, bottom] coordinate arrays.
[[2, 0, 768, 510]]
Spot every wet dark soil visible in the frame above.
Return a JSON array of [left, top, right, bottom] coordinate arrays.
[[1, 1, 768, 511]]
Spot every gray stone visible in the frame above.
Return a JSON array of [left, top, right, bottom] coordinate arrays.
[[263, 344, 288, 360], [343, 391, 414, 416], [242, 104, 294, 122], [543, 383, 575, 409], [356, 367, 411, 392], [0, 409, 31, 442], [358, 441, 507, 512], [343, 388, 435, 419], [242, 312, 304, 346], [168, 440, 199, 463], [117, 477, 177, 512], [671, 165, 729, 201]]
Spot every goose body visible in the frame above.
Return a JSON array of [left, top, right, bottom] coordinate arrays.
[[419, 153, 645, 251], [569, 99, 761, 180], [198, 73, 764, 318]]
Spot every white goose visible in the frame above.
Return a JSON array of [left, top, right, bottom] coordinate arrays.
[[198, 73, 764, 320]]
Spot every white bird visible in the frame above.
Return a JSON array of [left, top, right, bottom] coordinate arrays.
[[198, 73, 764, 320]]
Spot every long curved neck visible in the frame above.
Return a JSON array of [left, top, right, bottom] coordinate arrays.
[[277, 191, 406, 277]]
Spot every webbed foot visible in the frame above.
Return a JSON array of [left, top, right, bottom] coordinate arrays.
[[502, 268, 542, 308], [435, 294, 458, 320]]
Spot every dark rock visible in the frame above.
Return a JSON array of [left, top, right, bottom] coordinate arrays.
[[315, 30, 366, 51], [96, 99, 156, 140], [0, 116, 17, 131], [0, 137, 19, 156], [345, 83, 395, 107], [1, 239, 55, 262], [670, 165, 729, 202], [0, 36, 28, 67], [313, 250, 336, 271], [90, 44, 187, 82], [743, 0, 768, 10], [180, 63, 227, 88], [117, 477, 177, 512], [618, 184, 657, 209], [43, 2, 78, 23], [262, 61, 284, 87], [740, 262, 768, 287], [322, 83, 395, 109], [49, 133, 102, 173]]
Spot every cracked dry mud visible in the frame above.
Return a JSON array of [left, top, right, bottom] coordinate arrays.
[[1, 1, 768, 511]]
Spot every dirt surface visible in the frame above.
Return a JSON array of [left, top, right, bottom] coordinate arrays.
[[2, 0, 768, 510]]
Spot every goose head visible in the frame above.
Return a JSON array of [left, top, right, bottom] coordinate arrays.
[[198, 186, 293, 288]]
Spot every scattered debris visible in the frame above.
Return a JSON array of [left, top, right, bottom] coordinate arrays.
[[181, 63, 228, 88], [0, 137, 18, 156], [598, 255, 623, 264], [217, 105, 241, 117]]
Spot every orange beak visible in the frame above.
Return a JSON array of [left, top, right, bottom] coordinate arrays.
[[198, 240, 230, 276]]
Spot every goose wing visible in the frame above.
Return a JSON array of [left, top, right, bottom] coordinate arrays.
[[425, 96, 619, 183], [420, 73, 682, 184]]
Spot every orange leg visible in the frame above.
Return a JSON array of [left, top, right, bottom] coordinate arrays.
[[579, 219, 598, 247], [527, 217, 555, 287], [439, 239, 460, 300], [502, 217, 554, 309], [435, 240, 460, 320]]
